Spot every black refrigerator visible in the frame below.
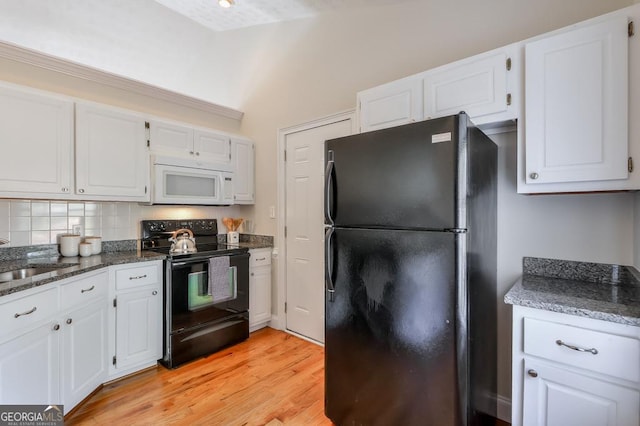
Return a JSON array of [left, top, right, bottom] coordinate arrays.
[[324, 113, 497, 426]]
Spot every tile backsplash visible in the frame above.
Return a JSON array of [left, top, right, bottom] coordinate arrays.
[[0, 200, 244, 247], [0, 200, 137, 246]]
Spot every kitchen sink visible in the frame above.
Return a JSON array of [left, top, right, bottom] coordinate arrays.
[[0, 265, 77, 283]]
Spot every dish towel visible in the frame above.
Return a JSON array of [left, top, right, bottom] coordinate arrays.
[[208, 256, 231, 301]]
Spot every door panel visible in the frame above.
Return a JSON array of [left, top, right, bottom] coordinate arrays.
[[326, 117, 458, 230], [325, 227, 459, 425], [285, 117, 354, 343]]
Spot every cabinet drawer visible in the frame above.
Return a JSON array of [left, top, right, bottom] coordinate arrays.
[[0, 287, 59, 336], [524, 317, 640, 382], [60, 271, 108, 310], [115, 264, 158, 290], [250, 249, 271, 268]]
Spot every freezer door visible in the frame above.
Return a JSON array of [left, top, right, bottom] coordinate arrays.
[[325, 117, 459, 229], [325, 227, 461, 425]]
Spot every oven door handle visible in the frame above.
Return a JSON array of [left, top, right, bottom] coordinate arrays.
[[170, 254, 247, 266]]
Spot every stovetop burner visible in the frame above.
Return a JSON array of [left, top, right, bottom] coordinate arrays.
[[140, 219, 247, 259]]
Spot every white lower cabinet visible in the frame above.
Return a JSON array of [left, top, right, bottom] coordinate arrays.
[[249, 248, 272, 331], [61, 299, 108, 410], [0, 269, 107, 413], [0, 321, 60, 405], [0, 260, 163, 413], [109, 261, 162, 380], [512, 306, 640, 426]]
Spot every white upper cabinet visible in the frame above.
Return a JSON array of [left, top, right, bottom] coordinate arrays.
[[357, 44, 519, 134], [149, 119, 194, 157], [75, 102, 149, 200], [423, 45, 518, 125], [232, 138, 255, 204], [522, 15, 630, 190], [358, 75, 423, 133], [0, 84, 74, 196], [149, 118, 232, 166], [194, 129, 232, 165]]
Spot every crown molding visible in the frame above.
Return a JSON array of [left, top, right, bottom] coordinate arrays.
[[0, 40, 244, 121]]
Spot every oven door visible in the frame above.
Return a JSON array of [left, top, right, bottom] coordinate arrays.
[[167, 252, 249, 335]]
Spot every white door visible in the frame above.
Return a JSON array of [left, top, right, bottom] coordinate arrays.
[[523, 360, 639, 426], [358, 76, 422, 133], [284, 116, 354, 343], [115, 288, 160, 371], [61, 300, 108, 411], [75, 102, 149, 200], [524, 16, 629, 185]]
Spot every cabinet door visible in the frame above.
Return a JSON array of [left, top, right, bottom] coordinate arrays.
[[523, 360, 639, 426], [0, 322, 60, 405], [249, 265, 271, 328], [149, 119, 194, 157], [193, 129, 232, 165], [232, 138, 255, 204], [358, 76, 423, 133], [115, 287, 161, 371], [0, 85, 73, 196], [75, 103, 149, 200], [423, 49, 511, 122], [61, 300, 107, 411], [524, 16, 628, 185]]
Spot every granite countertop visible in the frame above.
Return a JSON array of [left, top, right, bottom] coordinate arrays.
[[0, 250, 165, 297], [0, 234, 274, 298], [505, 257, 640, 326]]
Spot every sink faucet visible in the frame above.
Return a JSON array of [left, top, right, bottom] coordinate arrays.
[[0, 238, 9, 245]]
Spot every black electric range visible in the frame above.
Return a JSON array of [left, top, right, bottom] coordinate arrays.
[[140, 219, 248, 259], [141, 219, 250, 368]]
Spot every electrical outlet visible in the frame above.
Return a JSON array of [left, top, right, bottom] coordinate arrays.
[[72, 225, 82, 236]]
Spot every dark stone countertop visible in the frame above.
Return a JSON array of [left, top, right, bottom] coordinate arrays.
[[0, 234, 274, 298], [504, 257, 640, 326], [0, 250, 166, 298]]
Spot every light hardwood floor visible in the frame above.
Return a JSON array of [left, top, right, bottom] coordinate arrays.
[[66, 328, 510, 426], [65, 328, 331, 425]]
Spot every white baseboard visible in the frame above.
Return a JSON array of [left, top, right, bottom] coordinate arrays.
[[496, 395, 512, 423]]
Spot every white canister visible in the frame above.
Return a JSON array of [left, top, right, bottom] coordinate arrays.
[[227, 231, 239, 245], [79, 242, 93, 257], [84, 236, 102, 254], [59, 234, 81, 257]]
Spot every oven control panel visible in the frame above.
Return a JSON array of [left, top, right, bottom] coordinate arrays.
[[141, 219, 219, 238]]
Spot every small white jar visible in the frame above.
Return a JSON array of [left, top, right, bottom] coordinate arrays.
[[59, 234, 81, 257], [79, 242, 93, 257], [84, 236, 102, 254]]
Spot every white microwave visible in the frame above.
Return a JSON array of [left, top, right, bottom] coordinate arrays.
[[150, 156, 234, 205]]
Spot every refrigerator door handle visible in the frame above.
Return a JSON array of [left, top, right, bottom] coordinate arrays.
[[325, 226, 335, 302], [324, 151, 335, 226]]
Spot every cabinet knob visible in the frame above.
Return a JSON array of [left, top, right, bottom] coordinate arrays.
[[529, 172, 539, 180], [66, 318, 72, 325], [53, 324, 60, 331], [78, 188, 85, 193], [61, 187, 68, 193], [251, 272, 254, 276], [527, 369, 538, 378], [189, 151, 194, 155], [195, 152, 200, 156], [152, 290, 158, 295]]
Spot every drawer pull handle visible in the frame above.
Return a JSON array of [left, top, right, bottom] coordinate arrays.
[[129, 274, 147, 280], [556, 339, 598, 355], [255, 257, 266, 261], [81, 285, 95, 293], [14, 306, 37, 318], [527, 369, 538, 378]]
